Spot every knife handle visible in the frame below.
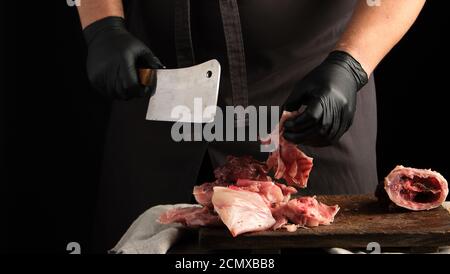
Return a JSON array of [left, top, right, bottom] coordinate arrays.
[[138, 68, 155, 87]]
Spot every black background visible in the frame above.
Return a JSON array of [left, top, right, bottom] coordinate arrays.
[[3, 1, 449, 253]]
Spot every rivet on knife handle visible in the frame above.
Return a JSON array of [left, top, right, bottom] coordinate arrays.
[[138, 68, 155, 86]]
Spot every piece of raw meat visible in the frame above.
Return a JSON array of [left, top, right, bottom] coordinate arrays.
[[271, 196, 340, 231], [193, 181, 227, 208], [214, 155, 270, 184], [158, 206, 221, 227], [381, 165, 448, 211], [265, 111, 313, 188], [194, 179, 295, 210], [212, 186, 276, 237], [275, 183, 298, 202], [232, 179, 285, 207]]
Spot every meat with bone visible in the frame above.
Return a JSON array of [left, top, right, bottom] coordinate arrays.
[[271, 196, 340, 231], [381, 166, 448, 211], [265, 111, 313, 188], [211, 186, 276, 237], [158, 206, 222, 227]]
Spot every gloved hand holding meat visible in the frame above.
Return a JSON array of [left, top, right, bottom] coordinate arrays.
[[283, 51, 368, 147], [159, 112, 340, 237]]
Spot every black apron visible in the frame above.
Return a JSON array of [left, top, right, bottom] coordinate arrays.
[[93, 0, 378, 252]]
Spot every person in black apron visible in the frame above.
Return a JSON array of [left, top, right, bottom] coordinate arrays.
[[78, 0, 426, 252]]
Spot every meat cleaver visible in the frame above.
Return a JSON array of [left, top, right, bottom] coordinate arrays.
[[139, 59, 221, 123]]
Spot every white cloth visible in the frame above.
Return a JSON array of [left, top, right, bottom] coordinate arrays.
[[112, 202, 450, 254], [111, 204, 193, 254]]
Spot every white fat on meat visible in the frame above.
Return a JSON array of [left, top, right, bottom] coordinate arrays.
[[211, 186, 276, 237]]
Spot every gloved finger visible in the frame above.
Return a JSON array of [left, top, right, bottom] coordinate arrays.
[[113, 68, 132, 100], [286, 127, 335, 147], [283, 123, 322, 144], [283, 116, 315, 133], [283, 83, 310, 112], [118, 60, 146, 99], [99, 65, 125, 100], [138, 50, 165, 69], [328, 111, 353, 144], [284, 100, 323, 132], [303, 136, 333, 147]]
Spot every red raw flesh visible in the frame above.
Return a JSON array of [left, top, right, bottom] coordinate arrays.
[[265, 111, 313, 188], [384, 165, 448, 211], [214, 155, 270, 184], [271, 196, 340, 231], [400, 177, 441, 202]]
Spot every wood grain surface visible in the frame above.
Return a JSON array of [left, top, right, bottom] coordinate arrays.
[[198, 195, 450, 250]]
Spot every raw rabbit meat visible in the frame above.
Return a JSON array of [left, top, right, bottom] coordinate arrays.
[[211, 186, 276, 237], [380, 165, 448, 211]]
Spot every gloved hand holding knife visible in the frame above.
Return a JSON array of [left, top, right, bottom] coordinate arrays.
[[283, 51, 368, 147], [83, 16, 164, 100]]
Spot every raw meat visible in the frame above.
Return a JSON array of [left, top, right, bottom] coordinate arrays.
[[157, 111, 340, 237], [214, 155, 270, 183], [271, 196, 340, 231], [158, 206, 221, 227], [193, 179, 297, 209], [275, 183, 298, 201], [381, 165, 448, 211], [212, 186, 276, 237], [193, 181, 226, 208], [232, 179, 285, 207], [161, 181, 338, 235], [265, 111, 313, 188]]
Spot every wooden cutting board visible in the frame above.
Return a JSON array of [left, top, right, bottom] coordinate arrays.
[[198, 195, 450, 250]]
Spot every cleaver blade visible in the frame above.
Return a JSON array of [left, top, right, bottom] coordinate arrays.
[[139, 59, 221, 123]]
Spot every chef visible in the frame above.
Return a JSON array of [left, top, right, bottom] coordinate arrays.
[[77, 0, 425, 252]]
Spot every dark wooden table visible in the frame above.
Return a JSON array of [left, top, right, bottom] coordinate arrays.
[[168, 195, 450, 253]]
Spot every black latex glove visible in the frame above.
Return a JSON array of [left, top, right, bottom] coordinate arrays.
[[283, 50, 368, 146], [83, 16, 164, 100]]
